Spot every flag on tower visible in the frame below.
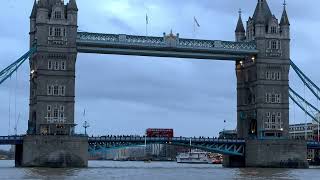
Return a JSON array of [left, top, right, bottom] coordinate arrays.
[[194, 16, 200, 27], [146, 14, 149, 36]]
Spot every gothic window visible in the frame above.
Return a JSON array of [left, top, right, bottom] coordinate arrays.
[[61, 86, 65, 96], [60, 112, 65, 120], [266, 71, 270, 80], [54, 61, 59, 70], [60, 105, 64, 112], [61, 61, 66, 70], [47, 105, 51, 111], [54, 27, 62, 37], [276, 72, 281, 80], [54, 11, 62, 19], [58, 86, 65, 96], [271, 72, 275, 80], [53, 86, 59, 95], [48, 60, 52, 70], [49, 27, 53, 36], [271, 94, 276, 103], [277, 112, 281, 120], [276, 94, 281, 103], [277, 112, 282, 129], [271, 40, 278, 49], [47, 112, 52, 118], [265, 93, 271, 103], [265, 112, 271, 129], [271, 113, 276, 123], [47, 85, 52, 95], [271, 26, 277, 34], [53, 108, 59, 118]]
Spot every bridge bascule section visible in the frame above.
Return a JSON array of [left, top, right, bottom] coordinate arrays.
[[88, 137, 245, 156], [0, 0, 316, 168]]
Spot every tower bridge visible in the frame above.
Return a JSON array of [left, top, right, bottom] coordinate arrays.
[[0, 0, 318, 168]]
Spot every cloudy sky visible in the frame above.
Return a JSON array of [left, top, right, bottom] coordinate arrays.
[[0, 0, 319, 138]]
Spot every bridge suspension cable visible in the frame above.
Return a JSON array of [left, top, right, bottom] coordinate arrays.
[[289, 60, 320, 123], [0, 47, 36, 85], [289, 87, 320, 123], [290, 60, 320, 101]]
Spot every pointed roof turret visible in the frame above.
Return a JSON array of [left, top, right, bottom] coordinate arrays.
[[280, 1, 290, 26], [252, 0, 273, 24], [30, 0, 37, 18], [67, 0, 78, 11], [235, 9, 245, 33]]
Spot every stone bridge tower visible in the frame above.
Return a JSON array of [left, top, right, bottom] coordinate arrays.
[[225, 0, 307, 168], [15, 0, 87, 168], [29, 0, 78, 136], [235, 0, 290, 139]]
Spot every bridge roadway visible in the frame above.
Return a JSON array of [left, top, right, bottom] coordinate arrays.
[[76, 32, 258, 60], [2, 135, 320, 156]]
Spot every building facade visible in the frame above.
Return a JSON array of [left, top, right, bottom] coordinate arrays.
[[289, 121, 320, 162]]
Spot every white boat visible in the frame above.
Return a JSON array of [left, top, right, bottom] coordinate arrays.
[[176, 150, 211, 164]]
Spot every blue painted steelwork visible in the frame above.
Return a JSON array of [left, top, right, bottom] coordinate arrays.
[[88, 137, 245, 156], [307, 141, 320, 149], [0, 47, 36, 85], [290, 60, 320, 101], [76, 32, 258, 60], [0, 136, 23, 145], [289, 60, 320, 123], [289, 87, 320, 123]]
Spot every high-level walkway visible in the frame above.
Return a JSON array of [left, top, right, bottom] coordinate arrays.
[[76, 32, 258, 60]]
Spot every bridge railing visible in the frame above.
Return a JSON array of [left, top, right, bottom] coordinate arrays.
[[0, 136, 23, 140], [88, 136, 245, 144]]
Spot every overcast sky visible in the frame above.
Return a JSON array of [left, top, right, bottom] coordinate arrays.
[[0, 0, 319, 138]]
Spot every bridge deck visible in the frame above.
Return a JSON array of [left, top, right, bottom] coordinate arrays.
[[76, 32, 258, 60], [0, 136, 23, 145]]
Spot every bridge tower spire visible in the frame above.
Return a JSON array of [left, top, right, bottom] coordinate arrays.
[[235, 9, 246, 42]]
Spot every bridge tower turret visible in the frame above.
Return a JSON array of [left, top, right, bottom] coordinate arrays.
[[235, 10, 246, 42], [236, 0, 290, 139]]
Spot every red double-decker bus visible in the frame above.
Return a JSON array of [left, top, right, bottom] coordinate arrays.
[[146, 128, 174, 138]]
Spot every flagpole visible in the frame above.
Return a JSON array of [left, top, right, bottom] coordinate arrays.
[[193, 17, 195, 38], [146, 20, 148, 36], [146, 14, 148, 36]]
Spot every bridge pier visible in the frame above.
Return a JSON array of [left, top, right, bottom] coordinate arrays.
[[17, 135, 88, 168], [224, 139, 308, 168], [15, 144, 23, 167]]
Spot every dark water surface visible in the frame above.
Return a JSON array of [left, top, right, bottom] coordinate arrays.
[[0, 160, 320, 180]]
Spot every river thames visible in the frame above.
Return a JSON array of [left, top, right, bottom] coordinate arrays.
[[0, 160, 320, 180]]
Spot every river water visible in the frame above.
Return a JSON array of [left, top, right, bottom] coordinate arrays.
[[0, 160, 320, 180]]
